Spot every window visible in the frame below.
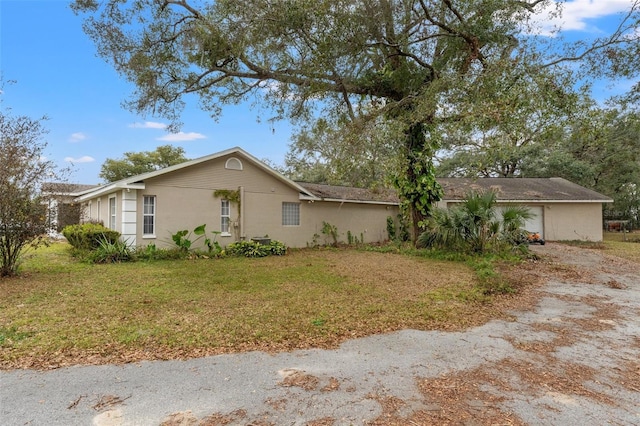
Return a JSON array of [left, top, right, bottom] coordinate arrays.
[[97, 199, 101, 221], [221, 199, 230, 234], [225, 157, 243, 170], [108, 197, 116, 230], [282, 202, 300, 226], [143, 195, 156, 236]]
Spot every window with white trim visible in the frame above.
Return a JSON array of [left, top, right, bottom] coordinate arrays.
[[108, 197, 116, 230], [143, 195, 156, 236], [97, 199, 101, 221], [221, 199, 230, 234], [282, 202, 300, 226]]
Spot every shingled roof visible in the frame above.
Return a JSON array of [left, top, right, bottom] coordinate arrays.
[[41, 182, 99, 195], [438, 177, 612, 202], [296, 182, 400, 204], [296, 178, 612, 204]]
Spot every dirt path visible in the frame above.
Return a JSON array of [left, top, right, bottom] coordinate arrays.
[[1, 243, 639, 425]]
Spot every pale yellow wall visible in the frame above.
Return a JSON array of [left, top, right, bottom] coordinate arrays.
[[297, 202, 399, 247], [79, 154, 399, 248], [82, 192, 119, 229], [543, 203, 604, 241], [137, 154, 295, 248], [438, 201, 604, 242]]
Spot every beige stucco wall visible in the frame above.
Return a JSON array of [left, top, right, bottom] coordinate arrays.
[[542, 202, 604, 242], [82, 192, 118, 229], [282, 201, 398, 247], [438, 200, 605, 242], [80, 153, 401, 249]]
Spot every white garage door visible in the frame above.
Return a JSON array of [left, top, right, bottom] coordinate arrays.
[[521, 206, 544, 238], [497, 205, 544, 238]]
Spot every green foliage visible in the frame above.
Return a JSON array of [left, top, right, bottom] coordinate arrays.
[[99, 145, 187, 182], [284, 118, 399, 188], [88, 237, 132, 264], [321, 221, 339, 247], [213, 189, 240, 205], [386, 216, 396, 241], [133, 244, 187, 261], [393, 124, 443, 241], [226, 240, 288, 258], [72, 0, 640, 243], [418, 191, 532, 255], [171, 229, 192, 251], [0, 107, 57, 277], [62, 223, 121, 251], [268, 240, 287, 256], [171, 224, 222, 255], [226, 241, 269, 258], [521, 107, 640, 229]]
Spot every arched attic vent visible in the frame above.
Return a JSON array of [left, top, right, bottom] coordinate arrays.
[[225, 157, 243, 171]]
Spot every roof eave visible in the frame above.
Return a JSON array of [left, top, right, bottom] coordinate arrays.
[[75, 182, 146, 202], [443, 198, 613, 203]]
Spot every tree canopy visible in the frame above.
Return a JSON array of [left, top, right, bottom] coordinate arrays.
[[99, 144, 188, 182], [284, 117, 401, 188], [73, 0, 640, 238]]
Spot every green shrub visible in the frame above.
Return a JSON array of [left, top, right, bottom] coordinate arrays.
[[386, 216, 396, 241], [321, 221, 339, 247], [62, 223, 120, 250], [268, 240, 287, 256], [226, 240, 288, 257], [226, 240, 270, 257], [132, 244, 187, 261], [88, 237, 132, 264]]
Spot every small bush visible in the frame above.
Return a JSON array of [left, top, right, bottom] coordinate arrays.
[[268, 240, 287, 256], [62, 223, 120, 250], [226, 240, 288, 258], [86, 237, 132, 264], [132, 244, 187, 261], [226, 240, 270, 257]]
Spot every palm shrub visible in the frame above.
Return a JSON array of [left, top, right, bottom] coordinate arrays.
[[89, 237, 132, 263], [418, 190, 532, 254]]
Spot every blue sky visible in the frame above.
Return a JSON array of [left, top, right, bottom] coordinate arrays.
[[1, 0, 637, 184]]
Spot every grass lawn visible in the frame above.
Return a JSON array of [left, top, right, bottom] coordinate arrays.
[[603, 231, 640, 263], [1, 242, 531, 370]]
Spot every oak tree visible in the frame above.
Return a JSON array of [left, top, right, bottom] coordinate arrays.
[[99, 144, 188, 182], [72, 0, 640, 239]]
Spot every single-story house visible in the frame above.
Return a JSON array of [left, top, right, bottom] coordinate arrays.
[[75, 147, 399, 248], [73, 147, 613, 247], [437, 177, 613, 242]]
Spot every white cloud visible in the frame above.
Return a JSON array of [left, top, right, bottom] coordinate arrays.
[[532, 0, 635, 34], [128, 121, 167, 129], [157, 131, 206, 142], [64, 156, 95, 163], [69, 132, 87, 143]]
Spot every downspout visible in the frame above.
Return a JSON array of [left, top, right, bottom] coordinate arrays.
[[240, 186, 245, 240]]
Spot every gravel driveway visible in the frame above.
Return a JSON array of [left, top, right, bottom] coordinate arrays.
[[1, 243, 639, 425]]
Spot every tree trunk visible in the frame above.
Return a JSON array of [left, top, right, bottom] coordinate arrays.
[[395, 122, 443, 243]]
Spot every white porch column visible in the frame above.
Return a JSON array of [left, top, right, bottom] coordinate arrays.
[[121, 189, 137, 246]]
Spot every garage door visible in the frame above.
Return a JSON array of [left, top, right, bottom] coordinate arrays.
[[496, 205, 544, 238], [523, 206, 544, 238]]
